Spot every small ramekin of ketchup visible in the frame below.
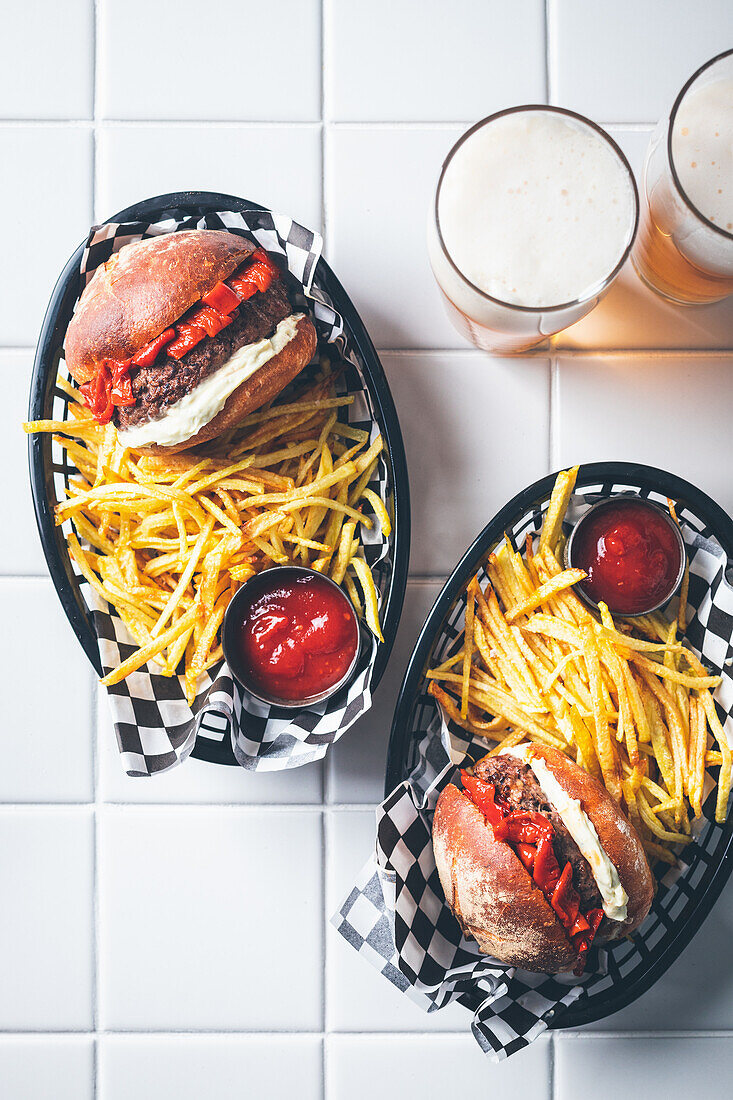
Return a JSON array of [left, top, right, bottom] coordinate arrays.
[[222, 566, 361, 707], [566, 495, 686, 616]]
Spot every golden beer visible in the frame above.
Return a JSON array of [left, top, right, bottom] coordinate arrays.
[[632, 49, 733, 306]]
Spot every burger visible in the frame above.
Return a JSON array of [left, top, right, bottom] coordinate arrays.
[[65, 230, 317, 454], [432, 743, 654, 974]]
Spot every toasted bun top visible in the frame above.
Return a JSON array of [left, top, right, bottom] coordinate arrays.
[[65, 230, 256, 385], [519, 744, 654, 938], [433, 782, 577, 972]]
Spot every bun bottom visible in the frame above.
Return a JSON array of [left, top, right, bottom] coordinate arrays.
[[134, 315, 318, 456]]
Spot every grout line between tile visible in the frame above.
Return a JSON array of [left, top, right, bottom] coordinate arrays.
[[320, 809, 327, 1040], [0, 117, 662, 129], [543, 0, 550, 103], [321, 809, 329, 1100], [545, 0, 556, 103], [549, 1030, 556, 1100], [322, 0, 333, 268], [549, 357, 560, 470], [374, 347, 733, 358], [94, 119, 324, 129]]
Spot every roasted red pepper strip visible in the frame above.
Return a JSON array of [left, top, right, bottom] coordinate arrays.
[[80, 364, 113, 423], [532, 835, 560, 893], [201, 279, 241, 315], [228, 247, 279, 301], [187, 304, 233, 338], [131, 327, 175, 368], [166, 322, 207, 360], [572, 908, 603, 975], [460, 773, 505, 828], [550, 862, 580, 928], [515, 842, 536, 871], [570, 912, 590, 938], [110, 364, 135, 407], [494, 811, 554, 846]]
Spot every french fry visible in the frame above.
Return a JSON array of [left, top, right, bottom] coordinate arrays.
[[350, 555, 384, 643], [26, 369, 388, 695], [505, 568, 587, 624], [538, 465, 578, 554], [101, 601, 200, 686]]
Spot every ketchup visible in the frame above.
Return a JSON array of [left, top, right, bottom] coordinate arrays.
[[572, 498, 682, 615], [234, 570, 359, 702]]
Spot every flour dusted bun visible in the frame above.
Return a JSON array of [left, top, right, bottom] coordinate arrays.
[[66, 231, 255, 384]]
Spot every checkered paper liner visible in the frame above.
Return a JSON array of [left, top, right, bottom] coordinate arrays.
[[53, 207, 392, 776], [333, 480, 733, 1059]]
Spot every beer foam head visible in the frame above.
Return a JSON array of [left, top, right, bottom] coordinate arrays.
[[672, 76, 733, 234], [436, 109, 637, 308]]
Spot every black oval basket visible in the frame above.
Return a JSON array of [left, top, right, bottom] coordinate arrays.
[[386, 461, 733, 1028], [28, 191, 410, 765]]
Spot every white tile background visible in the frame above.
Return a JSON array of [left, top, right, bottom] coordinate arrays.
[[2, 2, 733, 1097]]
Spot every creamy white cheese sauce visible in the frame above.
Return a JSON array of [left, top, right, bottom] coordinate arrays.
[[118, 313, 304, 449], [502, 744, 628, 922]]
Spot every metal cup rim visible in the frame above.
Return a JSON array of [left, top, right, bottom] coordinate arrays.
[[565, 493, 687, 617], [222, 565, 362, 709]]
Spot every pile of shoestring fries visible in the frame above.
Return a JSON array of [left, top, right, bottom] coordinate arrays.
[[24, 360, 388, 704], [427, 467, 732, 865]]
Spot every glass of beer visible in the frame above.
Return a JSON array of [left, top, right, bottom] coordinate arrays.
[[631, 49, 733, 305], [427, 106, 639, 354]]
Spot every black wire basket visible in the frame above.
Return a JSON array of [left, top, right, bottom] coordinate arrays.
[[385, 461, 733, 1028], [27, 191, 410, 766]]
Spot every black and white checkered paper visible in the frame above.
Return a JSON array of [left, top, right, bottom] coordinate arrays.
[[62, 208, 392, 776], [333, 483, 733, 1060]]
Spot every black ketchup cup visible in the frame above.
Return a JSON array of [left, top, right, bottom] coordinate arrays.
[[222, 565, 362, 709], [565, 494, 686, 617]]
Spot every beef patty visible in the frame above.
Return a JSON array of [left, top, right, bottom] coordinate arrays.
[[115, 279, 293, 431], [472, 754, 603, 915]]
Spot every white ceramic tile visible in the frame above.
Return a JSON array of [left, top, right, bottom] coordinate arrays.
[[327, 1034, 551, 1099], [0, 0, 93, 119], [99, 807, 322, 1029], [383, 352, 550, 575], [0, 127, 92, 345], [577, 873, 733, 1031], [0, 809, 93, 1029], [327, 126, 467, 349], [96, 124, 322, 232], [1, 351, 48, 575], [608, 128, 654, 183], [556, 355, 733, 517], [326, 810, 468, 1031], [550, 0, 733, 123], [0, 580, 93, 802], [98, 687, 323, 803], [329, 0, 545, 121], [99, 1035, 322, 1100], [555, 1036, 733, 1100], [100, 0, 320, 121], [327, 581, 442, 804], [0, 1036, 93, 1100]]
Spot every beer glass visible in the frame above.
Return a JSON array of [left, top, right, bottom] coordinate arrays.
[[631, 49, 733, 305], [427, 106, 639, 354]]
